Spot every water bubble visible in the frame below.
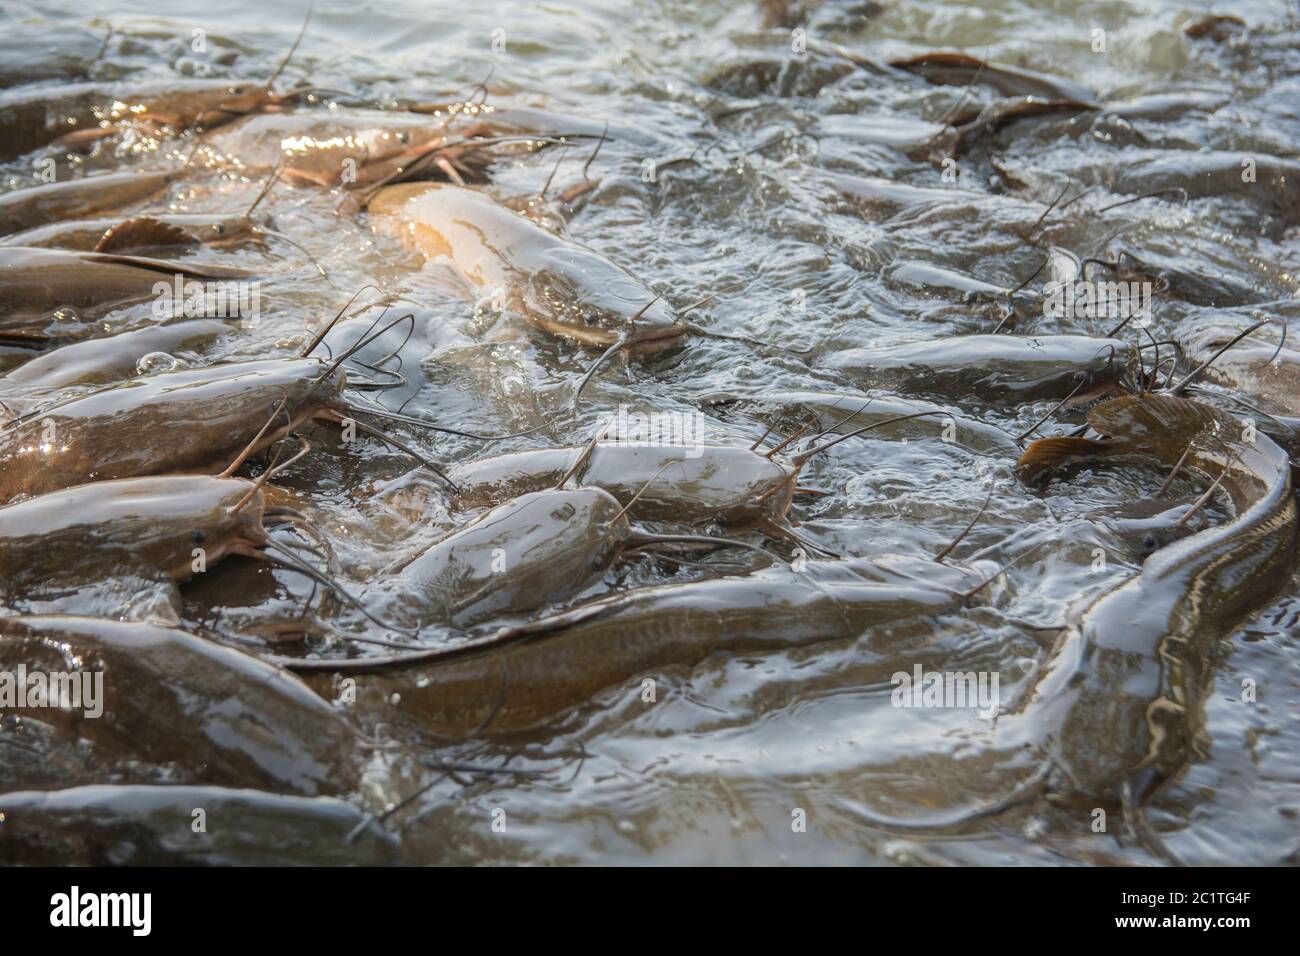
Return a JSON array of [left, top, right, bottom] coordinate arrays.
[[137, 351, 183, 375], [883, 841, 916, 865]]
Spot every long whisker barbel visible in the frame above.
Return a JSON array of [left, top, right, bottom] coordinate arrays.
[[260, 540, 419, 639]]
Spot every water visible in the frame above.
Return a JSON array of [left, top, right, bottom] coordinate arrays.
[[1, 0, 1298, 864]]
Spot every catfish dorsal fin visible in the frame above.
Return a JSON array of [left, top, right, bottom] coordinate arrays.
[[1015, 436, 1110, 484], [93, 217, 197, 253]]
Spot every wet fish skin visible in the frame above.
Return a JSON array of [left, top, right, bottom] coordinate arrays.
[[0, 615, 359, 796], [0, 784, 395, 865], [0, 359, 343, 503], [1, 212, 265, 252], [0, 246, 260, 344], [704, 50, 856, 97], [370, 183, 685, 354], [204, 109, 502, 188], [1, 318, 233, 395], [0, 171, 176, 237], [890, 51, 1097, 104], [449, 443, 797, 526], [0, 78, 293, 162], [821, 169, 989, 212], [698, 388, 1020, 455], [1100, 90, 1229, 121], [386, 487, 631, 628], [1007, 395, 1298, 802], [813, 113, 955, 160], [1175, 312, 1300, 417], [826, 334, 1131, 402], [318, 554, 994, 735], [1088, 150, 1300, 221], [0, 475, 270, 594]]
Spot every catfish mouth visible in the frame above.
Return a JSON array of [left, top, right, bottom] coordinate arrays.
[[625, 326, 688, 357], [167, 489, 272, 581], [167, 534, 246, 581]]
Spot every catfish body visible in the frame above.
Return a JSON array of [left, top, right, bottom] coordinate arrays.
[[386, 488, 630, 627], [1008, 395, 1297, 801], [370, 183, 685, 354], [0, 171, 176, 236], [449, 443, 796, 525], [0, 359, 341, 502], [297, 555, 993, 734], [0, 615, 356, 796], [827, 334, 1129, 402]]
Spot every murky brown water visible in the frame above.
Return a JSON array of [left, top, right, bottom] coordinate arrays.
[[1, 0, 1298, 864]]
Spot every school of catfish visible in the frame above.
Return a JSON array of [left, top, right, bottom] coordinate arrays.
[[0, 3, 1297, 865]]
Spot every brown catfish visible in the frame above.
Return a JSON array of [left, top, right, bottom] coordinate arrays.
[[0, 9, 315, 161], [204, 110, 513, 189], [822, 169, 989, 212], [0, 78, 307, 161], [1, 212, 268, 252], [380, 488, 631, 628], [705, 51, 856, 98], [0, 475, 280, 594], [1174, 312, 1300, 417], [1100, 91, 1229, 121], [396, 101, 663, 150], [283, 554, 995, 735], [826, 334, 1131, 402], [0, 615, 357, 796], [699, 389, 1020, 455], [1, 318, 234, 394], [369, 183, 686, 357], [0, 350, 460, 504], [0, 785, 397, 865], [1041, 148, 1300, 222], [379, 486, 764, 629], [0, 247, 259, 344], [890, 52, 1097, 104], [952, 96, 1096, 151], [1007, 395, 1297, 803], [0, 171, 177, 237], [0, 359, 342, 503], [1183, 14, 1246, 41], [813, 113, 956, 161], [448, 444, 798, 527]]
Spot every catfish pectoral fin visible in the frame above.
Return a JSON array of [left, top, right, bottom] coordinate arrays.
[[1016, 436, 1111, 483], [93, 216, 198, 253]]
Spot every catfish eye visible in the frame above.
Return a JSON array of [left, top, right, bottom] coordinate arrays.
[[397, 131, 409, 143], [193, 530, 207, 544], [1141, 534, 1157, 552], [213, 223, 225, 235]]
